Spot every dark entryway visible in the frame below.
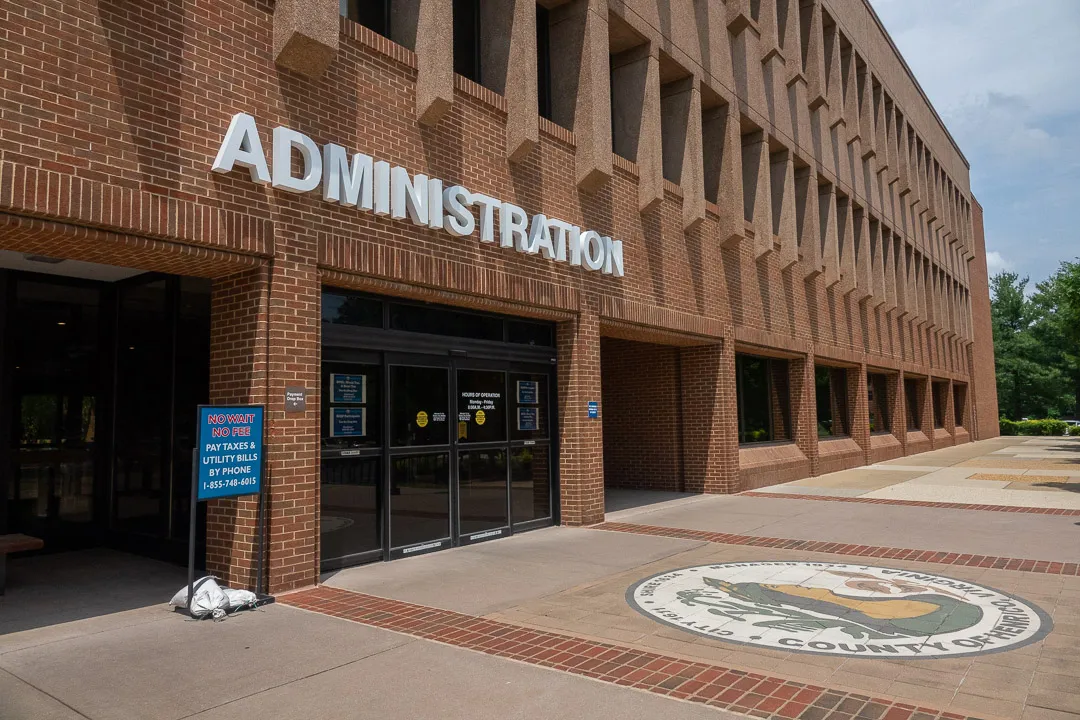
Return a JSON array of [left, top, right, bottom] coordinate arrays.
[[0, 264, 211, 563], [320, 289, 557, 570]]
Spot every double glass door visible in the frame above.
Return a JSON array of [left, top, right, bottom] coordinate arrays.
[[320, 353, 553, 568]]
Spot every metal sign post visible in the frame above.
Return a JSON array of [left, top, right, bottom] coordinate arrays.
[[186, 404, 273, 618]]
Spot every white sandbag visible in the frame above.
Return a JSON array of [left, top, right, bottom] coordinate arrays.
[[169, 576, 230, 618], [223, 587, 257, 610]]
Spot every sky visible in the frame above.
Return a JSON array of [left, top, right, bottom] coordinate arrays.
[[870, 0, 1080, 287]]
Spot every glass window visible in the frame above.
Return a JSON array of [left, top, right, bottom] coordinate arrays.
[[510, 373, 549, 440], [324, 362, 382, 450], [340, 0, 390, 36], [457, 369, 507, 444], [905, 378, 922, 431], [507, 320, 554, 347], [458, 449, 508, 534], [323, 291, 383, 328], [390, 365, 449, 446], [390, 453, 450, 547], [815, 366, 849, 437], [736, 354, 790, 444], [511, 445, 550, 524], [868, 373, 891, 434], [321, 456, 382, 561], [536, 4, 552, 120], [389, 303, 503, 342], [954, 384, 967, 428], [452, 0, 480, 82]]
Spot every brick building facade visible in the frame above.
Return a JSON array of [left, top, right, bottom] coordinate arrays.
[[0, 0, 997, 593]]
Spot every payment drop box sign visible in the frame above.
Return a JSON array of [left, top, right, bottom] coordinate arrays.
[[197, 406, 264, 500]]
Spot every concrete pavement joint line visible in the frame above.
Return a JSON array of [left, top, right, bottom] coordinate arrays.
[[0, 666, 94, 719], [592, 523, 1080, 575], [280, 587, 984, 720], [738, 491, 1080, 516], [173, 631, 415, 720]]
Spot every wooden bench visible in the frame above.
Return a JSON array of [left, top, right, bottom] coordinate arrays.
[[0, 534, 44, 595]]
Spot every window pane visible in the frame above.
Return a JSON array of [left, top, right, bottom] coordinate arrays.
[[323, 291, 382, 328], [452, 0, 480, 82], [536, 4, 553, 120], [321, 456, 381, 561], [389, 303, 503, 342], [507, 320, 554, 346], [954, 385, 966, 427], [815, 366, 833, 438], [932, 382, 946, 428], [868, 373, 890, 434], [510, 373, 549, 440], [456, 370, 507, 443], [390, 453, 450, 548], [511, 445, 551, 524], [324, 362, 382, 450], [458, 449, 508, 535], [340, 0, 389, 36], [737, 355, 771, 443], [390, 365, 449, 446]]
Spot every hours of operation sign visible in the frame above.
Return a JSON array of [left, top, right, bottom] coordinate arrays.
[[197, 406, 264, 500]]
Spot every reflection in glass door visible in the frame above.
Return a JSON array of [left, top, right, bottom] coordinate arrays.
[[388, 361, 451, 555]]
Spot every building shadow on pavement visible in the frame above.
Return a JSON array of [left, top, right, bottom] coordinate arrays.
[[0, 549, 186, 635]]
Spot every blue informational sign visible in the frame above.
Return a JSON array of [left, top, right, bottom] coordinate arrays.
[[517, 406, 538, 432], [516, 380, 538, 405], [331, 407, 367, 437], [587, 401, 598, 419], [331, 373, 366, 404], [197, 406, 264, 500]]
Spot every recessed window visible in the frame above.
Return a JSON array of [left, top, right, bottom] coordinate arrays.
[[905, 378, 923, 431], [867, 373, 891, 434], [953, 384, 967, 428], [815, 366, 849, 437], [340, 0, 390, 37], [453, 0, 481, 83], [389, 303, 503, 342], [536, 3, 552, 120], [323, 292, 383, 328], [932, 381, 947, 429], [736, 354, 791, 444]]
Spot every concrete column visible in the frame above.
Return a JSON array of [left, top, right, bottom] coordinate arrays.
[[770, 148, 798, 269], [679, 342, 739, 494], [486, 0, 538, 162], [611, 44, 663, 211], [837, 194, 856, 294], [728, 12, 768, 118], [795, 167, 823, 277], [819, 183, 841, 287], [891, 371, 907, 453], [273, 0, 338, 78], [549, 0, 610, 190], [800, 0, 828, 109], [741, 130, 774, 257], [556, 306, 604, 525], [660, 77, 706, 230], [415, 0, 455, 125], [853, 208, 872, 302], [703, 100, 744, 245]]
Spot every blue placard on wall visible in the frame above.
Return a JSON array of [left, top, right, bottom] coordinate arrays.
[[331, 407, 367, 437], [587, 401, 598, 419], [197, 406, 264, 500], [331, 373, 366, 404], [517, 380, 538, 405], [517, 406, 538, 431]]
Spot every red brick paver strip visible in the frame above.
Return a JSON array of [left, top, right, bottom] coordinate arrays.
[[281, 586, 982, 720], [593, 522, 1080, 576], [740, 491, 1080, 516]]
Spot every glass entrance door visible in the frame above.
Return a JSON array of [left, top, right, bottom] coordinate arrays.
[[455, 367, 509, 542]]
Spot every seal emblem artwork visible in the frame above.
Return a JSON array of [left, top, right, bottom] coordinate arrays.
[[627, 562, 1050, 658]]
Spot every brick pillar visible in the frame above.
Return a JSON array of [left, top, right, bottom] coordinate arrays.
[[680, 341, 739, 493], [556, 307, 604, 525], [944, 379, 957, 437], [849, 364, 871, 463], [892, 371, 906, 453], [789, 354, 817, 474], [920, 377, 934, 445], [205, 250, 321, 595], [207, 266, 269, 590]]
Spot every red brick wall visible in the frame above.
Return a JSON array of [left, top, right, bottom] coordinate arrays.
[[600, 339, 682, 492]]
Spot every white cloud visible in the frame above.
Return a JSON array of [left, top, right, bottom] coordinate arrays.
[[985, 251, 1011, 275]]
